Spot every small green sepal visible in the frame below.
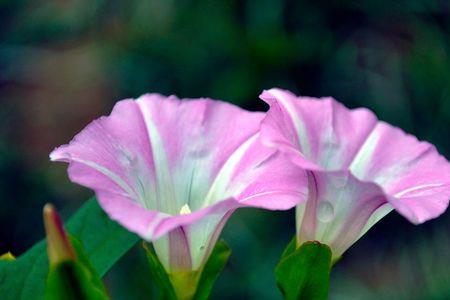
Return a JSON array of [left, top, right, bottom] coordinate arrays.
[[143, 240, 231, 300], [275, 239, 332, 300]]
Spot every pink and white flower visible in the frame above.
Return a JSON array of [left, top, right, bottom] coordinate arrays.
[[260, 88, 450, 259], [50, 94, 307, 271]]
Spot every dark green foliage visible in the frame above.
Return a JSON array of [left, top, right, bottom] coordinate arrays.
[[143, 242, 177, 300], [193, 241, 231, 300], [45, 237, 109, 300], [45, 261, 108, 300], [0, 198, 138, 300], [276, 240, 332, 300]]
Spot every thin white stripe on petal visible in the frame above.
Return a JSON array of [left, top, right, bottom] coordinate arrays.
[[137, 99, 177, 214], [349, 127, 380, 177], [269, 89, 312, 158], [57, 156, 138, 200], [394, 183, 445, 198], [355, 203, 393, 242], [203, 134, 258, 206], [240, 190, 305, 203]]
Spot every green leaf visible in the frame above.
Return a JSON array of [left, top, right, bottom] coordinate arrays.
[[0, 198, 139, 300], [280, 236, 297, 259], [45, 261, 108, 300], [193, 240, 231, 300], [275, 240, 332, 300], [143, 240, 231, 300], [142, 242, 177, 300], [45, 237, 109, 300]]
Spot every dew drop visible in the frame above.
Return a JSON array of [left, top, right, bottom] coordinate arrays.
[[188, 147, 210, 159], [119, 149, 137, 168], [317, 201, 335, 223]]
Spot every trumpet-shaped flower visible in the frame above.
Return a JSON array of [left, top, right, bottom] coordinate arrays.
[[260, 88, 450, 259], [50, 94, 307, 272]]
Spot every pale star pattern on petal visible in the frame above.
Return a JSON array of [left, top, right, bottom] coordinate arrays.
[[50, 93, 308, 271], [260, 88, 450, 258]]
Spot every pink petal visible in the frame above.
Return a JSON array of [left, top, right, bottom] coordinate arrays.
[[296, 171, 392, 259], [349, 122, 450, 223], [50, 94, 262, 223], [51, 99, 156, 202], [96, 189, 239, 270], [152, 199, 238, 270], [260, 88, 378, 171], [260, 88, 450, 225], [51, 93, 308, 270], [229, 137, 308, 210]]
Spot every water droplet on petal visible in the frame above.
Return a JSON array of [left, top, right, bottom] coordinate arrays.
[[119, 149, 137, 168], [188, 146, 210, 159], [317, 201, 335, 223]]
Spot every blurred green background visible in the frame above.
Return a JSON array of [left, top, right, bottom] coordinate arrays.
[[1, 1, 449, 299]]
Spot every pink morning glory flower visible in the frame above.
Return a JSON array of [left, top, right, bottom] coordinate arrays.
[[260, 88, 450, 259], [50, 94, 307, 272]]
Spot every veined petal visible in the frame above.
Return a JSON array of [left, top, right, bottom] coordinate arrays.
[[51, 93, 308, 271], [261, 88, 450, 226], [51, 99, 157, 210], [350, 122, 450, 223], [261, 88, 450, 258], [229, 136, 308, 210], [296, 171, 393, 259], [152, 204, 236, 271], [260, 88, 378, 171], [134, 94, 267, 213]]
